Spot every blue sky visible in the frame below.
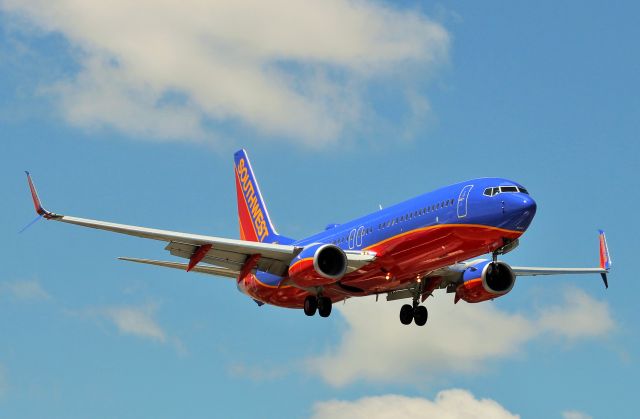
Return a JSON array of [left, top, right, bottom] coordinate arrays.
[[1, 1, 639, 418]]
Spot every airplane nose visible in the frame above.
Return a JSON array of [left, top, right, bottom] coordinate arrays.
[[520, 196, 537, 213], [503, 194, 537, 230]]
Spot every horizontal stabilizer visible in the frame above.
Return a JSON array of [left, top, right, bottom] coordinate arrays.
[[118, 257, 239, 279]]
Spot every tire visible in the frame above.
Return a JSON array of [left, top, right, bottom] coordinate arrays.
[[304, 296, 317, 316], [318, 297, 332, 317], [413, 305, 428, 326], [399, 304, 413, 325]]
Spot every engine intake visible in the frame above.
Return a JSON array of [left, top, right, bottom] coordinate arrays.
[[483, 261, 515, 293], [288, 243, 347, 286], [457, 260, 516, 303], [314, 245, 347, 278]]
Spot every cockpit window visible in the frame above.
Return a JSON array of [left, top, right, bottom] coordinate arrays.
[[484, 185, 529, 196], [500, 186, 518, 193]]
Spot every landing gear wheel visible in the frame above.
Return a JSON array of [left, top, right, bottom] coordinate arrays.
[[304, 296, 318, 316], [318, 297, 332, 317], [413, 305, 428, 326], [399, 304, 414, 325]]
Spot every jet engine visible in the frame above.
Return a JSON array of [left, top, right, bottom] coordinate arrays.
[[456, 260, 516, 303], [288, 243, 348, 287]]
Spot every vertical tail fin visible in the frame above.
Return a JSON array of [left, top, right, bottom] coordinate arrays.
[[233, 149, 294, 244]]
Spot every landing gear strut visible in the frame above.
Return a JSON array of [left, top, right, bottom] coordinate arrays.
[[399, 295, 429, 326], [304, 295, 332, 317]]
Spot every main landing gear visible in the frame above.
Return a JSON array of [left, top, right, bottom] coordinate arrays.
[[304, 295, 332, 317], [399, 298, 428, 326]]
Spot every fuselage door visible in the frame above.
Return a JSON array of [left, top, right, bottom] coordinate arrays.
[[457, 185, 473, 218]]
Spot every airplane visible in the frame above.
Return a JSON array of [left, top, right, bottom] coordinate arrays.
[[25, 149, 611, 326]]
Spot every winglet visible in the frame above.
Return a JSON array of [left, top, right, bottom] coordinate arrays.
[[598, 230, 611, 289], [25, 172, 57, 219], [598, 230, 611, 270]]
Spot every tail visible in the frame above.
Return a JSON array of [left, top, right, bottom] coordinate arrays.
[[233, 149, 294, 244]]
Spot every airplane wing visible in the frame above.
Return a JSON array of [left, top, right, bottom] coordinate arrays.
[[25, 172, 375, 278], [26, 172, 299, 276], [386, 230, 612, 301], [509, 267, 607, 276], [510, 230, 612, 287]]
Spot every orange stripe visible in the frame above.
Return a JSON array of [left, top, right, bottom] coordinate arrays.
[[288, 257, 313, 272], [463, 278, 482, 287]]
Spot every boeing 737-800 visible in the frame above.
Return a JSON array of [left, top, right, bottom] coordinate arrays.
[[25, 149, 611, 326]]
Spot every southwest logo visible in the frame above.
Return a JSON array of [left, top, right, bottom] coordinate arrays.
[[237, 158, 268, 241]]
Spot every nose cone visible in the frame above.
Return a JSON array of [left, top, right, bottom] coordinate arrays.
[[504, 194, 537, 231]]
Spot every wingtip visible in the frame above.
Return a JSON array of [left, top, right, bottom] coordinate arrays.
[[25, 172, 56, 219], [598, 230, 612, 271]]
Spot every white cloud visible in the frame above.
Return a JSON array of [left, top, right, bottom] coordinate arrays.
[[307, 289, 613, 387], [562, 411, 593, 419], [312, 389, 520, 419], [0, 279, 50, 300], [100, 304, 167, 342], [1, 0, 449, 146], [538, 290, 613, 339]]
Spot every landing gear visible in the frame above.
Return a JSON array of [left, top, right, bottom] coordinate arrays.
[[304, 295, 332, 317], [318, 296, 332, 317], [413, 305, 428, 326], [304, 295, 317, 316], [399, 304, 413, 325], [399, 296, 429, 326]]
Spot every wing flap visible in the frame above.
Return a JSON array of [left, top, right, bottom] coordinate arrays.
[[118, 257, 239, 278], [165, 241, 290, 275]]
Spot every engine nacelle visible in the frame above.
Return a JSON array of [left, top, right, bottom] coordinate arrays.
[[456, 260, 516, 303], [288, 243, 348, 287]]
